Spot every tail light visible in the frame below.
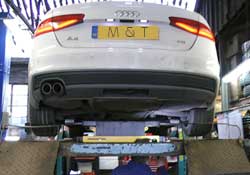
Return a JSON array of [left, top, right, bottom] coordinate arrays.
[[169, 16, 215, 42], [34, 14, 85, 37]]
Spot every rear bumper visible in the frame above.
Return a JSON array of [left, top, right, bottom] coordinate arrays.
[[30, 39, 220, 82], [31, 70, 217, 106]]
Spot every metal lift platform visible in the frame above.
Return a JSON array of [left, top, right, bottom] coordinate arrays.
[[1, 139, 250, 175]]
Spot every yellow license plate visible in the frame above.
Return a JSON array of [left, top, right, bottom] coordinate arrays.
[[92, 25, 159, 40]]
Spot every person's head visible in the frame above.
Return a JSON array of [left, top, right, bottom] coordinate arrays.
[[147, 156, 168, 167], [120, 156, 131, 165]]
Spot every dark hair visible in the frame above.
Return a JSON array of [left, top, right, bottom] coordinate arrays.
[[131, 156, 148, 164]]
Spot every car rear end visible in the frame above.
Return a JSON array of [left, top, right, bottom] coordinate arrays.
[[29, 2, 219, 111]]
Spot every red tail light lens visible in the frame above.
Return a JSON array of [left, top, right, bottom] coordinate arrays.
[[34, 14, 85, 37], [169, 16, 215, 42]]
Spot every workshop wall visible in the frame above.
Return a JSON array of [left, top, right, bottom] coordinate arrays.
[[195, 0, 250, 76]]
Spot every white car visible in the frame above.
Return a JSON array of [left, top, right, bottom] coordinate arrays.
[[29, 1, 220, 136]]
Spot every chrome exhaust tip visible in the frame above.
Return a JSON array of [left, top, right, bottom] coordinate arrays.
[[52, 82, 65, 96], [41, 82, 52, 96]]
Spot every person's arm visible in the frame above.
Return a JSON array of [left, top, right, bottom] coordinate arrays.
[[157, 166, 169, 175]]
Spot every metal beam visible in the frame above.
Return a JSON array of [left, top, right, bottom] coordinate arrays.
[[60, 142, 184, 156], [5, 0, 35, 33]]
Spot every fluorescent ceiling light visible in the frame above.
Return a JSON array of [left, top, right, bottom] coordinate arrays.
[[5, 136, 20, 142], [222, 59, 250, 83]]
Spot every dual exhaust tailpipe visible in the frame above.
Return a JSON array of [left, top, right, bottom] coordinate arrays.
[[41, 81, 65, 96]]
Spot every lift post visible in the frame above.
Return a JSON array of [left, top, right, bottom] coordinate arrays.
[[0, 14, 11, 141]]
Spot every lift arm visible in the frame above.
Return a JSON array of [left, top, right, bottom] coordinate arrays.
[[60, 142, 184, 157]]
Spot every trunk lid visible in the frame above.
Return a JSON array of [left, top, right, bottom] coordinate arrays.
[[52, 2, 199, 51]]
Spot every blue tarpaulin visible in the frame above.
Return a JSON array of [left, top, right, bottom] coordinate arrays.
[[0, 17, 11, 137]]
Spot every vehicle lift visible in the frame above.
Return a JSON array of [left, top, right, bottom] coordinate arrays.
[[1, 9, 250, 175], [2, 119, 250, 175], [53, 121, 250, 175], [55, 120, 186, 175]]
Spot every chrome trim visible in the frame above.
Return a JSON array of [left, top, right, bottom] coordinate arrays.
[[114, 10, 140, 18]]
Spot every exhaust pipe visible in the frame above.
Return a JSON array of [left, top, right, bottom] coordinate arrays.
[[52, 82, 65, 96], [41, 82, 52, 96]]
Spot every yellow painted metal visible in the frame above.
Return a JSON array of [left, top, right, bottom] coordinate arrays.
[[178, 128, 183, 140], [83, 136, 160, 143], [97, 25, 159, 40]]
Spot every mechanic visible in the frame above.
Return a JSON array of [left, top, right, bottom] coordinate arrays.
[[157, 156, 169, 175], [148, 156, 169, 175], [112, 156, 154, 175]]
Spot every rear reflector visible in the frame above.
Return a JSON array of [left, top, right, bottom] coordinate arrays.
[[34, 14, 84, 37], [169, 16, 215, 42]]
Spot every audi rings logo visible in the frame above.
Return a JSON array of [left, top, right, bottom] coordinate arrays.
[[114, 10, 140, 18]]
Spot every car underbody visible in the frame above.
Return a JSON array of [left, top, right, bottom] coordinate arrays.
[[29, 70, 217, 137], [30, 70, 216, 119]]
